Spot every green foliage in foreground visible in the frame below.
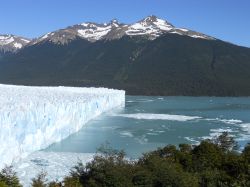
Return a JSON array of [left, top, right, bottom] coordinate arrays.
[[0, 166, 21, 187], [1, 132, 250, 187]]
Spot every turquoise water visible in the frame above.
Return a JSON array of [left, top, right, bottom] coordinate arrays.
[[46, 96, 250, 158]]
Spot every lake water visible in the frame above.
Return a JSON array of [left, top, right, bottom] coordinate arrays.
[[45, 96, 250, 158]]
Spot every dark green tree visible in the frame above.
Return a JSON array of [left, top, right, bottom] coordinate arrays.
[[31, 172, 47, 187], [242, 143, 250, 162], [0, 181, 7, 187], [214, 132, 238, 152], [0, 166, 21, 187]]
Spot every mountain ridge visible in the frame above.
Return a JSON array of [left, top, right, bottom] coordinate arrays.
[[0, 15, 216, 52]]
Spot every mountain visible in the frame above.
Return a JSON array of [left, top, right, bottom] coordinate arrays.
[[0, 16, 250, 96], [0, 16, 214, 50], [0, 34, 30, 54]]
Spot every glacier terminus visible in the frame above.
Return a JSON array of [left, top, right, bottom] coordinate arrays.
[[0, 84, 125, 168]]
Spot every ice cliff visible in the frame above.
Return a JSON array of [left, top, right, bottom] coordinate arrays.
[[0, 84, 125, 168]]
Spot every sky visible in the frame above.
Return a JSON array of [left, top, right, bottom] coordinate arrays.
[[0, 0, 249, 47]]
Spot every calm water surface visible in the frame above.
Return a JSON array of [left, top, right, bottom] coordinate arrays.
[[46, 96, 250, 158]]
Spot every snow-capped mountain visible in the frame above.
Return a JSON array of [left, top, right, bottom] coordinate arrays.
[[30, 19, 125, 45], [0, 16, 215, 49], [0, 34, 31, 53], [125, 16, 174, 38], [31, 15, 214, 45]]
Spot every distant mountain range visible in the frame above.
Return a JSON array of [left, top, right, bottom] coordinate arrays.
[[0, 15, 213, 52], [0, 16, 250, 96]]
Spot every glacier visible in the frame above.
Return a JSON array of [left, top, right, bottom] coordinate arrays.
[[0, 84, 125, 169]]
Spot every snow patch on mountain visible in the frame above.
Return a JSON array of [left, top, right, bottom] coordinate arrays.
[[41, 32, 52, 39], [0, 35, 15, 45], [77, 24, 112, 40], [0, 35, 31, 52], [21, 38, 30, 43], [13, 42, 22, 49], [178, 28, 189, 32], [125, 17, 174, 38]]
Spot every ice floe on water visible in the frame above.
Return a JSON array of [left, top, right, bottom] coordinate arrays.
[[110, 111, 250, 146], [184, 127, 242, 145], [239, 123, 250, 133], [126, 100, 135, 103], [236, 123, 250, 144], [135, 135, 149, 144], [13, 151, 94, 187], [111, 113, 202, 121], [146, 132, 159, 136], [111, 113, 244, 125], [210, 128, 238, 133], [205, 118, 243, 124], [120, 131, 134, 138], [157, 97, 164, 100], [132, 99, 155, 102], [184, 137, 200, 144]]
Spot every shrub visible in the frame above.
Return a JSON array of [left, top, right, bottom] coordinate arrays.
[[0, 166, 21, 187]]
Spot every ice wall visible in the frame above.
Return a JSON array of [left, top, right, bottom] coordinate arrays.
[[0, 84, 125, 168]]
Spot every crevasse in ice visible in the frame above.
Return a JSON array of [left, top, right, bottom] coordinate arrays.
[[0, 84, 125, 168]]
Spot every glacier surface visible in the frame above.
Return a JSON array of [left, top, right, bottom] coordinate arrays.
[[0, 84, 125, 168]]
